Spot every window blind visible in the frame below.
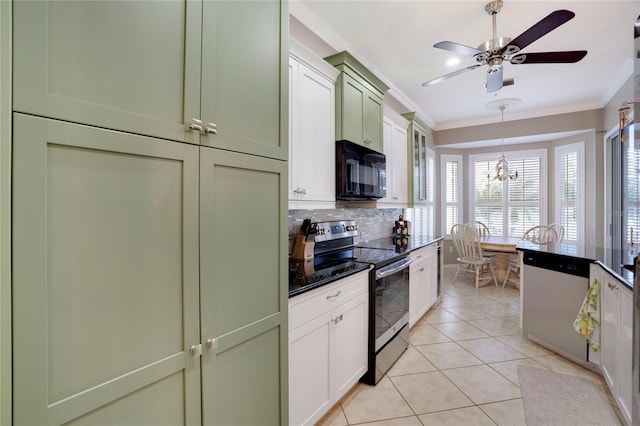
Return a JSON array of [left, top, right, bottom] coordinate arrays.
[[441, 155, 462, 235], [471, 150, 545, 237], [555, 142, 583, 244]]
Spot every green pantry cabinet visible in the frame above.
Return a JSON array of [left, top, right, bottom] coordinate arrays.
[[11, 1, 288, 425], [324, 51, 389, 153], [13, 0, 286, 160]]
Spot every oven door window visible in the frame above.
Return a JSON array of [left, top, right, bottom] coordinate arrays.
[[374, 265, 409, 350]]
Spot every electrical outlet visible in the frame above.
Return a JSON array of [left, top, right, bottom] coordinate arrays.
[[449, 246, 453, 253]]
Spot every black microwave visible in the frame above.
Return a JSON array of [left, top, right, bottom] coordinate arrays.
[[336, 140, 386, 200]]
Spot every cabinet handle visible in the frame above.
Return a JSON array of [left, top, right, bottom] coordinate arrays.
[[326, 290, 342, 301], [293, 188, 307, 194], [188, 118, 203, 133], [206, 338, 218, 350], [332, 314, 344, 324], [189, 344, 203, 358], [205, 122, 218, 135], [608, 282, 617, 290], [301, 188, 307, 195]]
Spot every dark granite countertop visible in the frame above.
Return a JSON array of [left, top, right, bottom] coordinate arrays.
[[357, 233, 443, 253], [288, 260, 370, 298], [289, 233, 443, 298], [516, 240, 634, 289]]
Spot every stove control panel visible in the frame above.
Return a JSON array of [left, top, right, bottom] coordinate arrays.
[[314, 220, 358, 242]]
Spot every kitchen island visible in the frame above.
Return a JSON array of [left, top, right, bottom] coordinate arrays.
[[517, 240, 634, 424]]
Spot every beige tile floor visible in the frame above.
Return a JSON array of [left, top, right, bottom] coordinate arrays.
[[316, 264, 623, 426]]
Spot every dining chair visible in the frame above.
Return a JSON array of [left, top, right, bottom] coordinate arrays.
[[451, 223, 498, 290], [473, 221, 491, 237], [503, 225, 559, 288], [522, 225, 559, 243], [548, 223, 565, 242]]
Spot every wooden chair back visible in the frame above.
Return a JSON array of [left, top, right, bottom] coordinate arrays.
[[548, 224, 565, 241], [473, 221, 491, 237], [522, 225, 558, 243], [452, 223, 484, 261]]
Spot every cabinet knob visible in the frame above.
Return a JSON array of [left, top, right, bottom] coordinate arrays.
[[189, 344, 203, 358], [205, 122, 218, 135], [188, 118, 203, 133], [206, 338, 218, 350]]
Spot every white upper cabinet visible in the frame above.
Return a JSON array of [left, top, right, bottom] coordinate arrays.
[[288, 38, 340, 209], [379, 109, 409, 206]]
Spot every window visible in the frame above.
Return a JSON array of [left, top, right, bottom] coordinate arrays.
[[441, 154, 463, 235], [554, 142, 584, 244], [470, 150, 547, 237]]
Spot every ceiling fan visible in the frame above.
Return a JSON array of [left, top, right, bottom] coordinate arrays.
[[422, 0, 588, 93]]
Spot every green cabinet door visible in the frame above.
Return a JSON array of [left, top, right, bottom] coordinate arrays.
[[199, 148, 288, 425], [12, 114, 201, 425], [200, 1, 288, 160], [340, 73, 366, 146], [363, 91, 384, 153], [12, 0, 203, 145], [336, 73, 384, 153], [402, 113, 429, 205]]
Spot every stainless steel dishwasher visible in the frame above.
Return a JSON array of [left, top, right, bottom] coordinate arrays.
[[522, 250, 592, 366]]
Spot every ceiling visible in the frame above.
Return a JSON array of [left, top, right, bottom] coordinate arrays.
[[290, 0, 636, 134]]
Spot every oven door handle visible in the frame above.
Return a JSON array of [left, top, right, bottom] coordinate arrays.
[[375, 257, 413, 280]]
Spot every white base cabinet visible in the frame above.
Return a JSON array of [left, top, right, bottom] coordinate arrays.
[[409, 244, 438, 327], [595, 266, 633, 425], [288, 270, 369, 426]]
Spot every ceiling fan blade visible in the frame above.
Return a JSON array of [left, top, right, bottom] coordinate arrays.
[[510, 50, 587, 64], [422, 64, 482, 87], [504, 10, 575, 53], [486, 67, 503, 93], [434, 41, 482, 57]]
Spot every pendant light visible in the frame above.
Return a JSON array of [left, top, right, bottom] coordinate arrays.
[[486, 98, 521, 181]]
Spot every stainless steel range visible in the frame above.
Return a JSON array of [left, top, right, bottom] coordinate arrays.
[[289, 219, 411, 385]]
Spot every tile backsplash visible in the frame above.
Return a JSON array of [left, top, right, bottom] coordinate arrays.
[[288, 208, 404, 253]]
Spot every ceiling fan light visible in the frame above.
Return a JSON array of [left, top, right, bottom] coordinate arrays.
[[446, 57, 461, 67]]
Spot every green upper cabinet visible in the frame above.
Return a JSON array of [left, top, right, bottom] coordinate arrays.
[[325, 51, 388, 153], [200, 1, 287, 159], [402, 112, 429, 205], [12, 0, 287, 160]]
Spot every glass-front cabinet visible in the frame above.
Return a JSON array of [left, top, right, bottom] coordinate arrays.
[[403, 112, 429, 205]]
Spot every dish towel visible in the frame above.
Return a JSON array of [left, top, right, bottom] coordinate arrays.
[[573, 278, 600, 351]]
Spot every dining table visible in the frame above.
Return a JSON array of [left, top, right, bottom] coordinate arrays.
[[478, 235, 522, 288]]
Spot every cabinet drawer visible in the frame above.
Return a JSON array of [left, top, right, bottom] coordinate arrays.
[[289, 270, 369, 330], [410, 247, 429, 261]]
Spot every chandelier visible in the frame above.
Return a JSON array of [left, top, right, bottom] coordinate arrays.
[[486, 99, 521, 181]]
